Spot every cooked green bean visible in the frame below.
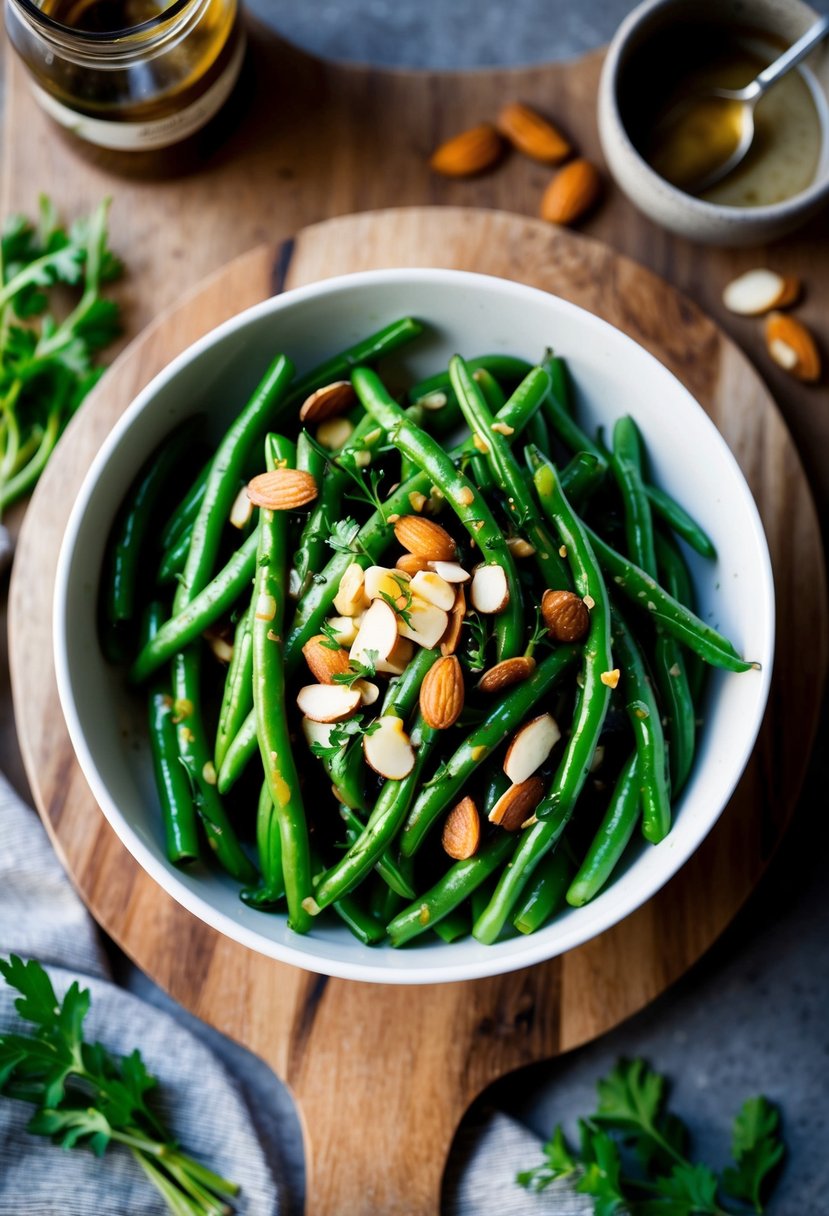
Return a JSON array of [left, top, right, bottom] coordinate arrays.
[[654, 532, 705, 706], [339, 803, 416, 899], [541, 360, 607, 472], [241, 782, 286, 908], [433, 906, 471, 943], [215, 600, 254, 771], [380, 645, 440, 718], [513, 849, 571, 934], [408, 354, 532, 404], [547, 355, 574, 415], [332, 894, 386, 945], [610, 416, 656, 579], [287, 317, 424, 407], [645, 483, 717, 560], [566, 752, 640, 906], [156, 525, 192, 586], [159, 459, 209, 553]]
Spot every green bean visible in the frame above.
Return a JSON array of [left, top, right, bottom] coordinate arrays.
[[333, 894, 386, 945], [513, 849, 571, 934], [217, 711, 258, 795], [380, 645, 441, 717], [401, 645, 579, 857], [433, 907, 470, 943], [352, 366, 525, 661], [326, 736, 370, 813], [368, 875, 405, 925], [156, 526, 192, 585], [253, 433, 313, 933], [654, 532, 705, 706], [469, 368, 505, 491], [610, 416, 656, 578], [287, 317, 424, 407], [473, 461, 613, 944], [526, 407, 552, 458], [240, 782, 286, 908], [144, 603, 199, 866], [654, 631, 695, 794], [612, 607, 671, 844], [159, 460, 210, 552], [547, 355, 574, 415], [566, 752, 640, 906], [130, 531, 258, 683], [215, 600, 255, 771], [541, 362, 607, 471], [339, 804, 416, 899], [558, 450, 605, 507], [387, 832, 515, 947], [645, 484, 717, 560], [450, 357, 570, 591], [408, 354, 532, 404]]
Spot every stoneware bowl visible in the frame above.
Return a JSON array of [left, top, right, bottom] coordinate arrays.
[[54, 268, 774, 983], [598, 0, 829, 245]]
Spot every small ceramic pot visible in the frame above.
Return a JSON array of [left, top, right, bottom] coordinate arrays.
[[598, 0, 829, 245]]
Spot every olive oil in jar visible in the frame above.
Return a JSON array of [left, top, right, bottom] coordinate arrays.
[[6, 0, 245, 152]]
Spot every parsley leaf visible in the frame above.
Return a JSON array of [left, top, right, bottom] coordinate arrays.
[[722, 1098, 784, 1214], [327, 517, 363, 555], [333, 650, 378, 687], [516, 1124, 580, 1192], [576, 1125, 626, 1216]]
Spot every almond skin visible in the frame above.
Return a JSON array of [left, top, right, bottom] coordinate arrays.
[[302, 634, 352, 684], [396, 552, 432, 577], [765, 312, 821, 382], [489, 776, 545, 831], [299, 380, 356, 424], [440, 585, 467, 656], [496, 101, 571, 163], [540, 158, 601, 226], [442, 795, 480, 860], [420, 655, 465, 730], [542, 588, 590, 642], [478, 655, 536, 693], [394, 514, 457, 562], [247, 468, 318, 511], [430, 122, 503, 177]]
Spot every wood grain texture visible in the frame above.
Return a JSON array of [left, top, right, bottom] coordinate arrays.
[[3, 19, 828, 1216]]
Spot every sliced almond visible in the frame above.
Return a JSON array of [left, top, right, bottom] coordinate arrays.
[[302, 634, 352, 684], [363, 715, 415, 780], [316, 417, 354, 450], [204, 627, 234, 665], [354, 678, 380, 706], [540, 158, 601, 226], [299, 380, 356, 424], [428, 560, 470, 584], [398, 597, 449, 650], [496, 101, 571, 163], [542, 588, 590, 642], [301, 717, 338, 752], [765, 312, 821, 382], [394, 515, 457, 562], [296, 683, 362, 723], [416, 390, 448, 411], [442, 795, 480, 860], [503, 712, 561, 783], [489, 776, 545, 831], [430, 122, 503, 177], [247, 468, 318, 511], [396, 552, 432, 576], [420, 654, 465, 730], [333, 562, 369, 617], [470, 563, 510, 614], [506, 536, 536, 559], [229, 485, 254, 529], [478, 655, 536, 694], [411, 569, 456, 611], [440, 585, 467, 656], [364, 565, 411, 606], [350, 599, 400, 667], [375, 635, 415, 675], [722, 269, 800, 316], [326, 615, 359, 647]]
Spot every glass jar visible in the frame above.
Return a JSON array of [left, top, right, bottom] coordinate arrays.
[[5, 0, 245, 152]]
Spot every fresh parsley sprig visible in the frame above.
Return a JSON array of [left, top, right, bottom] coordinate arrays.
[[0, 955, 239, 1216], [517, 1059, 784, 1216], [333, 650, 379, 688]]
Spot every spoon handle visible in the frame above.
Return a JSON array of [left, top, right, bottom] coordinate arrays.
[[751, 14, 829, 99]]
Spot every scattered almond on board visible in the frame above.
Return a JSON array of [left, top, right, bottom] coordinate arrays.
[[430, 100, 601, 227], [722, 268, 821, 383]]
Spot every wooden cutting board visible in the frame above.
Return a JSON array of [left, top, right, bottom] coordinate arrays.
[[3, 18, 828, 1216]]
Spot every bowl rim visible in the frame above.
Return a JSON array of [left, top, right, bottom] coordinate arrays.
[[599, 0, 829, 221], [53, 266, 775, 984]]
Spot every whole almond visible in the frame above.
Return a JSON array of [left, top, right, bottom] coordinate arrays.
[[542, 588, 590, 642], [442, 795, 480, 860], [440, 585, 467, 656], [396, 552, 432, 577], [302, 634, 352, 684], [247, 468, 318, 511], [299, 380, 356, 424], [496, 101, 571, 163], [540, 158, 601, 226], [478, 655, 536, 693], [430, 122, 503, 177], [420, 655, 465, 730], [722, 269, 801, 316], [394, 515, 457, 562], [765, 312, 821, 382], [489, 776, 545, 831]]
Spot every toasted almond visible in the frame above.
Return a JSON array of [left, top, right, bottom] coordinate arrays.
[[229, 485, 254, 529], [350, 599, 400, 666], [363, 715, 415, 779], [398, 597, 449, 650], [354, 678, 380, 706], [364, 565, 412, 607], [440, 585, 467, 656], [420, 655, 465, 730], [542, 588, 590, 642], [204, 627, 234, 665], [430, 122, 503, 177], [428, 560, 470, 584], [506, 536, 536, 559], [296, 683, 362, 723], [301, 717, 338, 752], [600, 668, 620, 689], [394, 515, 457, 562], [326, 615, 359, 647], [540, 158, 601, 226], [302, 634, 352, 684], [470, 563, 510, 614], [489, 776, 545, 831], [722, 269, 800, 316], [299, 380, 356, 424], [408, 491, 428, 513], [416, 390, 448, 411], [478, 655, 536, 694], [375, 635, 414, 675], [457, 485, 475, 506], [504, 712, 561, 783], [333, 562, 369, 617], [442, 795, 480, 860], [316, 417, 354, 450], [396, 552, 432, 576], [411, 569, 456, 611], [765, 312, 821, 382], [247, 468, 318, 511], [496, 101, 571, 163]]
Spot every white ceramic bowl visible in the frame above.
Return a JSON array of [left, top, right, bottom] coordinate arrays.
[[54, 268, 774, 984]]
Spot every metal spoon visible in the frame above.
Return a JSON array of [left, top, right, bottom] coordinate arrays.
[[659, 15, 829, 194]]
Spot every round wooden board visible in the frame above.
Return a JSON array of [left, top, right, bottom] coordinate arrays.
[[10, 208, 827, 1216]]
